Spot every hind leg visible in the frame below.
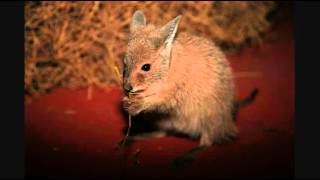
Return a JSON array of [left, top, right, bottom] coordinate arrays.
[[171, 145, 209, 169], [211, 123, 238, 145], [200, 132, 214, 146], [208, 116, 238, 145], [171, 125, 237, 169]]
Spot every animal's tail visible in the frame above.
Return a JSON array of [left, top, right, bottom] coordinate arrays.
[[237, 88, 259, 109], [232, 88, 259, 121]]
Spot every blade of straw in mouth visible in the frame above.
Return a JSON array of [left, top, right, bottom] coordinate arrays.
[[121, 93, 132, 147]]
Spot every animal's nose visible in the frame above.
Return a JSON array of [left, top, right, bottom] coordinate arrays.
[[123, 82, 133, 93]]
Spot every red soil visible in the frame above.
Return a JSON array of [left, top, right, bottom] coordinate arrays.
[[25, 21, 294, 178]]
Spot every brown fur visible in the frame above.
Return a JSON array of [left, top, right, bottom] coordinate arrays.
[[123, 11, 237, 147]]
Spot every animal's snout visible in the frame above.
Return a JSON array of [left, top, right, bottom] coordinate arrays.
[[123, 81, 133, 94]]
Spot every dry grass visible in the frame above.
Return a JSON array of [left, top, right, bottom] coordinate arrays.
[[25, 1, 277, 100]]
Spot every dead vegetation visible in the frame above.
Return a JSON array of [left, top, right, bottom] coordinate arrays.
[[25, 1, 277, 100]]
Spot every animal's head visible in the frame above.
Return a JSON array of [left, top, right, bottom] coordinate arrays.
[[122, 10, 182, 115]]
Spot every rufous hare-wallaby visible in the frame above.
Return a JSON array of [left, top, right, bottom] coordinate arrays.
[[121, 10, 258, 166]]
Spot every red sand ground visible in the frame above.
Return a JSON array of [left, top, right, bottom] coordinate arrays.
[[25, 21, 294, 178]]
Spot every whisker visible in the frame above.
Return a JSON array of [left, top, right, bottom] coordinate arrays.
[[129, 92, 139, 95], [129, 89, 144, 95]]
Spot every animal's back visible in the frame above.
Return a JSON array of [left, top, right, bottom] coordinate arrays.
[[158, 32, 237, 146]]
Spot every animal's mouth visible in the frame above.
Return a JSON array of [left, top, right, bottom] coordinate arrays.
[[123, 87, 145, 96], [128, 91, 156, 99], [123, 89, 156, 116], [123, 89, 144, 114]]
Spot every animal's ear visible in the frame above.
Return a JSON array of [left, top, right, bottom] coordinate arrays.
[[130, 10, 146, 33], [159, 15, 182, 67]]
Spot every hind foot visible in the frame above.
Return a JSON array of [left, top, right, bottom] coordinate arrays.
[[171, 146, 208, 170]]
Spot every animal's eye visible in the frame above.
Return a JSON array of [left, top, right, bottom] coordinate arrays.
[[141, 64, 151, 71]]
